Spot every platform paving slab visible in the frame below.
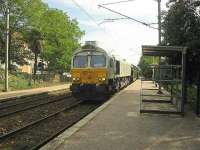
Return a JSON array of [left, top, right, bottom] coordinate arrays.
[[0, 84, 70, 100], [41, 80, 200, 150]]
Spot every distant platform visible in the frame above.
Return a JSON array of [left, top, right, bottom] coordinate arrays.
[[0, 84, 70, 101]]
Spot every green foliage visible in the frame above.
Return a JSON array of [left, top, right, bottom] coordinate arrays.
[[0, 0, 31, 66], [162, 0, 200, 84], [162, 0, 200, 48], [0, 68, 65, 92], [138, 56, 154, 78], [138, 55, 160, 78], [0, 0, 84, 72], [39, 9, 84, 72]]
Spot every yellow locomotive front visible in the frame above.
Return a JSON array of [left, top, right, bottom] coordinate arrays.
[[70, 46, 110, 99]]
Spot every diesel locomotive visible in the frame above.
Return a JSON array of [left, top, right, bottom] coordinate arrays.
[[70, 41, 137, 99]]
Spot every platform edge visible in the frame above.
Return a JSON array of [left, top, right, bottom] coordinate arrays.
[[40, 85, 129, 150]]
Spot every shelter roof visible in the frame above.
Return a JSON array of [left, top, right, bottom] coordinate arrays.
[[142, 45, 187, 56]]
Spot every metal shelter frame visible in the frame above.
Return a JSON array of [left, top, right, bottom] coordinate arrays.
[[140, 45, 187, 116]]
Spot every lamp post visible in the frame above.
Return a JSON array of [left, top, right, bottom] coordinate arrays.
[[157, 0, 162, 94], [5, 1, 9, 92], [0, 0, 10, 92], [157, 0, 161, 45], [151, 0, 162, 90]]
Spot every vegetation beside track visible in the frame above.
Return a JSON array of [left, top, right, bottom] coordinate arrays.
[[0, 0, 82, 92], [0, 69, 69, 92]]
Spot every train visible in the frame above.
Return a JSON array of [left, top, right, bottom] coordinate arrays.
[[70, 41, 138, 100]]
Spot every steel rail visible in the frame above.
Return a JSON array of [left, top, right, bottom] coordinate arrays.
[[30, 102, 99, 150], [0, 94, 53, 109], [0, 100, 83, 140], [0, 89, 68, 104], [0, 93, 46, 104], [0, 93, 72, 118], [0, 90, 70, 110]]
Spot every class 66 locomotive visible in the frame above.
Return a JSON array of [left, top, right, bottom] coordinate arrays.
[[70, 41, 138, 100]]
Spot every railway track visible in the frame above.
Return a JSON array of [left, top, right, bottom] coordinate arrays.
[[0, 90, 71, 118], [0, 100, 82, 140], [0, 100, 100, 150], [0, 94, 76, 136], [0, 89, 69, 107]]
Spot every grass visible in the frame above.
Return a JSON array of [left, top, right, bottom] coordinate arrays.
[[187, 85, 198, 110], [163, 82, 199, 111], [0, 69, 68, 92]]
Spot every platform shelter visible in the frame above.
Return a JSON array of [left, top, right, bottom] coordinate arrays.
[[140, 45, 187, 116]]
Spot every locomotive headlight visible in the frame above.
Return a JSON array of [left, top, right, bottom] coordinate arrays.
[[101, 78, 106, 81], [73, 77, 80, 81], [98, 77, 106, 81]]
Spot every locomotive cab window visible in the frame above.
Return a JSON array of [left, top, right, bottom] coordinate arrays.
[[73, 56, 88, 68], [91, 55, 106, 68]]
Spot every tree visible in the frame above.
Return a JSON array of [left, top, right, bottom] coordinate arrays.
[[0, 0, 84, 74], [0, 0, 33, 69], [138, 56, 155, 79], [162, 0, 200, 46], [162, 0, 200, 84], [39, 9, 84, 73]]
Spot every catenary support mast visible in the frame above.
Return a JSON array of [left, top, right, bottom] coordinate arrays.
[[5, 1, 9, 92]]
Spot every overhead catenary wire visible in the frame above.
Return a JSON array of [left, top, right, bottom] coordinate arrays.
[[101, 0, 136, 6], [70, 0, 122, 51], [104, 17, 128, 21], [70, 0, 121, 42], [69, 0, 142, 58], [70, 0, 100, 26], [98, 17, 129, 25], [98, 4, 158, 30]]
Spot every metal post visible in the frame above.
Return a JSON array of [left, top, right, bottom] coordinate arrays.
[[5, 3, 9, 92], [157, 0, 162, 94], [196, 71, 200, 115], [171, 81, 173, 102], [181, 48, 187, 115], [170, 65, 173, 102], [34, 49, 38, 84], [197, 84, 200, 115], [152, 57, 155, 83], [158, 0, 161, 45]]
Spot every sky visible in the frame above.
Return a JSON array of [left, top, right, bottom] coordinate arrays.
[[42, 0, 169, 65]]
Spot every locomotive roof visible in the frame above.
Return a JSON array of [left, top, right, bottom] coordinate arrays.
[[73, 44, 135, 66], [73, 44, 108, 55]]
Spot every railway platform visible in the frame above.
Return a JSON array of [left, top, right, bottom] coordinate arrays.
[[0, 84, 70, 101], [41, 80, 200, 150]]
